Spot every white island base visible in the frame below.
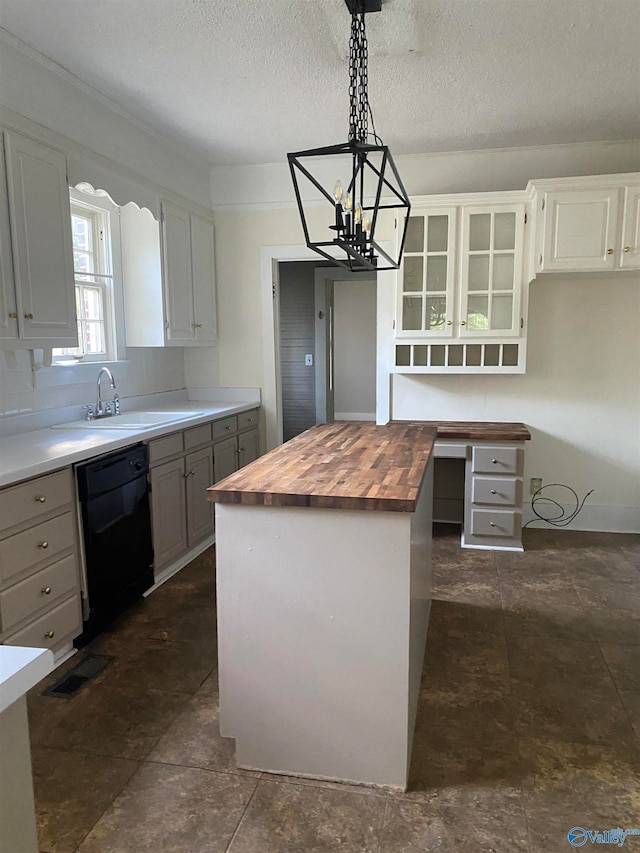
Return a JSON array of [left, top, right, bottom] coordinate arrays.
[[215, 463, 433, 790]]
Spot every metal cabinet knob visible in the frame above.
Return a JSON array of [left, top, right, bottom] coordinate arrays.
[[225, 426, 232, 431], [191, 322, 203, 328], [8, 311, 18, 319], [491, 459, 498, 464], [248, 418, 253, 423], [39, 541, 49, 549], [44, 630, 55, 639], [446, 320, 452, 325], [606, 248, 613, 255], [41, 586, 52, 595], [24, 312, 34, 320], [35, 495, 46, 503], [460, 320, 466, 326], [490, 489, 497, 495], [490, 522, 497, 527], [624, 246, 631, 252], [190, 470, 196, 477]]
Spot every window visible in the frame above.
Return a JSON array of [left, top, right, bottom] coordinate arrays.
[[54, 191, 119, 362]]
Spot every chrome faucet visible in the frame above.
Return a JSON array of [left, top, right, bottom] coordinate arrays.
[[84, 367, 120, 420]]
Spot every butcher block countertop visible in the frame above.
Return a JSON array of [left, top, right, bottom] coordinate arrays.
[[208, 421, 436, 512], [395, 420, 531, 441]]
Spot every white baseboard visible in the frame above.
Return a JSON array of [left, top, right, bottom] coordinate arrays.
[[334, 412, 376, 421], [523, 501, 640, 534], [145, 534, 215, 594]]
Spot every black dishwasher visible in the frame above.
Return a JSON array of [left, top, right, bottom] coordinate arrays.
[[75, 444, 154, 646]]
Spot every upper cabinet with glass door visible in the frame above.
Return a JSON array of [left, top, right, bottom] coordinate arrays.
[[461, 206, 524, 338], [398, 209, 456, 338], [395, 193, 529, 373]]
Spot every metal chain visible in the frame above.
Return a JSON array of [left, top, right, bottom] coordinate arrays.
[[348, 6, 368, 143]]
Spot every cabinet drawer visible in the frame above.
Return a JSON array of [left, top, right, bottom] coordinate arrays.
[[4, 594, 81, 649], [0, 553, 78, 633], [471, 477, 521, 506], [212, 416, 238, 440], [0, 469, 72, 534], [470, 509, 519, 538], [148, 432, 184, 465], [237, 409, 258, 432], [184, 423, 212, 450], [0, 512, 75, 584], [472, 446, 520, 475]]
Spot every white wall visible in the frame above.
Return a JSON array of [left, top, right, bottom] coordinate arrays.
[[334, 280, 377, 420], [211, 143, 640, 532]]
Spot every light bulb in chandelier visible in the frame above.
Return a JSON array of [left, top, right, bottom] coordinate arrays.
[[333, 180, 344, 204]]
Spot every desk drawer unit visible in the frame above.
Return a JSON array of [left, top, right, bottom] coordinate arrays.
[[464, 441, 524, 551]]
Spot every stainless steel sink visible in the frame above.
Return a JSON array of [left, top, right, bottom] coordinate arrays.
[[51, 411, 204, 430]]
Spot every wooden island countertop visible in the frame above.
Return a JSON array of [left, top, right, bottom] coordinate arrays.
[[394, 420, 531, 441], [207, 421, 436, 513]]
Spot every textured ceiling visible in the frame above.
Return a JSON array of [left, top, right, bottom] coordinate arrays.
[[0, 0, 638, 167]]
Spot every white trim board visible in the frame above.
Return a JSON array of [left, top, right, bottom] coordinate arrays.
[[523, 501, 640, 534]]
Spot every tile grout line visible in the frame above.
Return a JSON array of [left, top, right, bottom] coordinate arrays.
[[223, 776, 261, 853]]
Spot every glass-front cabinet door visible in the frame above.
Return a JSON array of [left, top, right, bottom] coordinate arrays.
[[397, 208, 456, 337], [459, 205, 524, 338]]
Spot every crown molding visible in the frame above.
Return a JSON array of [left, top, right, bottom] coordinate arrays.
[[0, 27, 212, 173]]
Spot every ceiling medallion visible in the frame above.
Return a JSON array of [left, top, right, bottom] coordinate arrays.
[[287, 0, 410, 272]]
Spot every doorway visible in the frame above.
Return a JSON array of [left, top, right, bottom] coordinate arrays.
[[277, 261, 376, 442]]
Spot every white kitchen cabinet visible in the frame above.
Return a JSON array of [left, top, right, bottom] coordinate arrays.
[[530, 173, 640, 274], [0, 134, 17, 343], [161, 201, 217, 345], [1, 131, 77, 348], [395, 192, 529, 373], [621, 184, 640, 270]]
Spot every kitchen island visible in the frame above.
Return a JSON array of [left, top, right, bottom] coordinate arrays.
[[207, 421, 436, 790]]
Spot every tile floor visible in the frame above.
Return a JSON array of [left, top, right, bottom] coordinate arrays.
[[27, 526, 640, 853]]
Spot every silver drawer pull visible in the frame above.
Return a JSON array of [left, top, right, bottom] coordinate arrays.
[[41, 586, 52, 595], [39, 541, 49, 549], [35, 495, 47, 503], [491, 459, 498, 464], [190, 470, 196, 477], [44, 630, 55, 639], [247, 418, 253, 423], [490, 522, 497, 527], [490, 489, 497, 495], [225, 425, 232, 431]]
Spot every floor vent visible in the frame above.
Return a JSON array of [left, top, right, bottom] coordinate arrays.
[[43, 654, 114, 698]]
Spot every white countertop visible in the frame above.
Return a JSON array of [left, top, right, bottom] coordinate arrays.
[[0, 646, 54, 713], [0, 400, 258, 488]]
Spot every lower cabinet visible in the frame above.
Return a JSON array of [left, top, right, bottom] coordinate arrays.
[[0, 468, 82, 653], [463, 442, 525, 551], [149, 409, 261, 575], [149, 447, 214, 574]]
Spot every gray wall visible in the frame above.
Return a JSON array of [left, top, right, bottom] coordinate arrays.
[[279, 262, 317, 442]]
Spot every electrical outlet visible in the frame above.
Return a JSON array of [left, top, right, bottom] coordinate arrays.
[[305, 353, 313, 366], [530, 477, 542, 495]]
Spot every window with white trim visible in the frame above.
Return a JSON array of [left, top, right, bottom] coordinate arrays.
[[54, 191, 120, 362]]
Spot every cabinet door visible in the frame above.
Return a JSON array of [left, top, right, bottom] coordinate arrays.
[[161, 201, 195, 343], [0, 134, 18, 342], [620, 185, 640, 270], [541, 188, 619, 272], [238, 429, 259, 468], [213, 436, 238, 483], [460, 205, 524, 338], [190, 214, 218, 343], [150, 459, 188, 571], [397, 209, 456, 337], [5, 132, 76, 343], [185, 447, 214, 548]]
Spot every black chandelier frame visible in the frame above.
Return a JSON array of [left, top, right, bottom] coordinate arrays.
[[287, 0, 411, 272]]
